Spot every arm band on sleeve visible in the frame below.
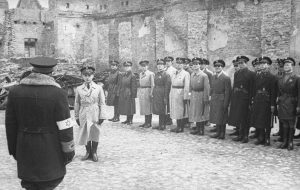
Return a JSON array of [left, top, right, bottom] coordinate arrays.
[[57, 118, 75, 130]]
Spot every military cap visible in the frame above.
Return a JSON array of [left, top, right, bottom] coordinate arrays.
[[203, 59, 210, 65], [139, 60, 149, 66], [110, 60, 119, 66], [176, 57, 185, 63], [236, 56, 250, 63], [260, 56, 272, 65], [30, 56, 58, 74], [184, 58, 191, 64], [123, 61, 133, 66], [80, 65, 95, 75], [283, 57, 296, 66], [232, 59, 238, 64], [156, 59, 166, 65], [276, 58, 284, 68], [192, 57, 202, 64], [164, 56, 174, 62], [213, 60, 226, 67]]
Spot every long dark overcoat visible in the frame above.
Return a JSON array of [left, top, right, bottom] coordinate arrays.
[[118, 71, 137, 115], [106, 70, 120, 106], [228, 68, 255, 126], [5, 74, 72, 182], [277, 73, 300, 120], [209, 72, 231, 125], [251, 71, 277, 129], [152, 71, 171, 115]]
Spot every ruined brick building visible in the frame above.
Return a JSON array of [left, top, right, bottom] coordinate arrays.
[[2, 0, 300, 72]]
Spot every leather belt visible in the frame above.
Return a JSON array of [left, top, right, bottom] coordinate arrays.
[[234, 87, 248, 94], [172, 86, 184, 89], [139, 86, 151, 88], [191, 88, 204, 92]]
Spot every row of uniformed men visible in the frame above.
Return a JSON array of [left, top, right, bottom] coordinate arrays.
[[105, 55, 300, 151]]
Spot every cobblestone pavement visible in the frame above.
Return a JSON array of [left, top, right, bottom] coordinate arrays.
[[1, 110, 300, 190]]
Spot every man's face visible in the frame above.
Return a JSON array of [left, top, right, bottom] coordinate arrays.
[[175, 61, 184, 70], [110, 64, 118, 70], [157, 64, 165, 71], [199, 63, 205, 70], [183, 64, 189, 69], [283, 62, 293, 73], [139, 65, 148, 72], [192, 62, 200, 70], [238, 61, 246, 69], [82, 73, 94, 83], [124, 66, 132, 72], [165, 60, 172, 67], [234, 64, 239, 71], [214, 64, 223, 73]]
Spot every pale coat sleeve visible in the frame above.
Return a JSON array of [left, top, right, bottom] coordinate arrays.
[[98, 85, 107, 119], [183, 72, 190, 100], [150, 72, 155, 96], [203, 74, 210, 102], [74, 87, 80, 119]]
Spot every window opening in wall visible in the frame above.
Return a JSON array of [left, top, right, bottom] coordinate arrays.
[[66, 3, 70, 8], [76, 24, 80, 28], [100, 5, 102, 10], [24, 38, 37, 58], [126, 1, 129, 6], [14, 21, 18, 24], [86, 5, 89, 9], [23, 21, 27, 24], [33, 22, 37, 25], [104, 4, 107, 9], [121, 2, 124, 6]]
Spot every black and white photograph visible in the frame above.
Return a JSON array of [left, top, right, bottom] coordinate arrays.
[[1, 0, 300, 189]]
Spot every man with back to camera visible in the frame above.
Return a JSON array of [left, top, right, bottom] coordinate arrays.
[[5, 56, 75, 190]]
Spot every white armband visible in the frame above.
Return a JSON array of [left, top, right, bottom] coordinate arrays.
[[56, 118, 77, 130]]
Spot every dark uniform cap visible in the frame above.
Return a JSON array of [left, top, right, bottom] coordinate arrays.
[[80, 66, 95, 75], [184, 58, 191, 63], [260, 56, 272, 65], [232, 59, 238, 65], [236, 56, 250, 63], [283, 57, 296, 66], [277, 58, 285, 68], [192, 57, 202, 64], [110, 60, 119, 66], [176, 57, 185, 63], [203, 59, 210, 65], [213, 60, 226, 67], [123, 61, 133, 66], [164, 56, 174, 62], [29, 56, 58, 74], [139, 60, 149, 66], [156, 59, 166, 65]]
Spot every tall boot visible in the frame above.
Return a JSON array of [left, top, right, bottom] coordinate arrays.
[[278, 127, 289, 149], [288, 128, 294, 151], [121, 115, 129, 124], [274, 121, 283, 142], [218, 125, 226, 139], [241, 125, 249, 143], [81, 141, 91, 161], [190, 122, 200, 135], [91, 141, 98, 162], [265, 128, 271, 146], [144, 115, 152, 128], [199, 122, 204, 136], [210, 125, 220, 138], [112, 105, 120, 122], [233, 125, 243, 141], [165, 114, 173, 125], [139, 116, 147, 127], [127, 115, 133, 125], [171, 120, 181, 133], [177, 119, 184, 133], [160, 115, 166, 130]]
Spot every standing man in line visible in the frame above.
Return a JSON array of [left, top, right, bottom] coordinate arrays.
[[164, 56, 177, 125], [201, 58, 213, 127], [251, 57, 277, 146], [209, 60, 231, 139], [152, 59, 171, 130], [118, 61, 138, 125], [183, 58, 193, 128], [228, 56, 255, 143], [170, 57, 190, 133], [277, 58, 300, 150], [138, 60, 155, 128], [189, 57, 210, 135], [107, 60, 121, 122], [5, 57, 75, 189]]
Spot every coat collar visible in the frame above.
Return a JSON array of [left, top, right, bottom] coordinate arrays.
[[20, 73, 61, 88], [82, 81, 97, 91]]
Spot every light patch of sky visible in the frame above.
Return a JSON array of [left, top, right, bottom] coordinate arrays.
[[8, 0, 49, 9]]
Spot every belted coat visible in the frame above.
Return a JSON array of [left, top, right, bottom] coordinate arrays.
[[106, 70, 120, 106], [138, 70, 155, 115]]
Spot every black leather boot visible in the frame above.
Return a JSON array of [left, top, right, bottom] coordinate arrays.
[[278, 128, 288, 149], [81, 141, 91, 161], [171, 120, 181, 133], [121, 115, 129, 124], [127, 115, 133, 125], [218, 125, 226, 139], [139, 116, 147, 127], [190, 122, 200, 135], [91, 141, 98, 162], [241, 125, 249, 143], [288, 128, 294, 151], [210, 125, 220, 138], [199, 123, 204, 136], [112, 105, 120, 122], [254, 129, 265, 145], [165, 114, 173, 125], [233, 125, 243, 141], [265, 128, 271, 146], [144, 115, 152, 128]]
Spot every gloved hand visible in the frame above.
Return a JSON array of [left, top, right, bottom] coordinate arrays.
[[98, 119, 104, 125], [163, 98, 168, 105], [271, 106, 275, 113], [63, 151, 75, 165]]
